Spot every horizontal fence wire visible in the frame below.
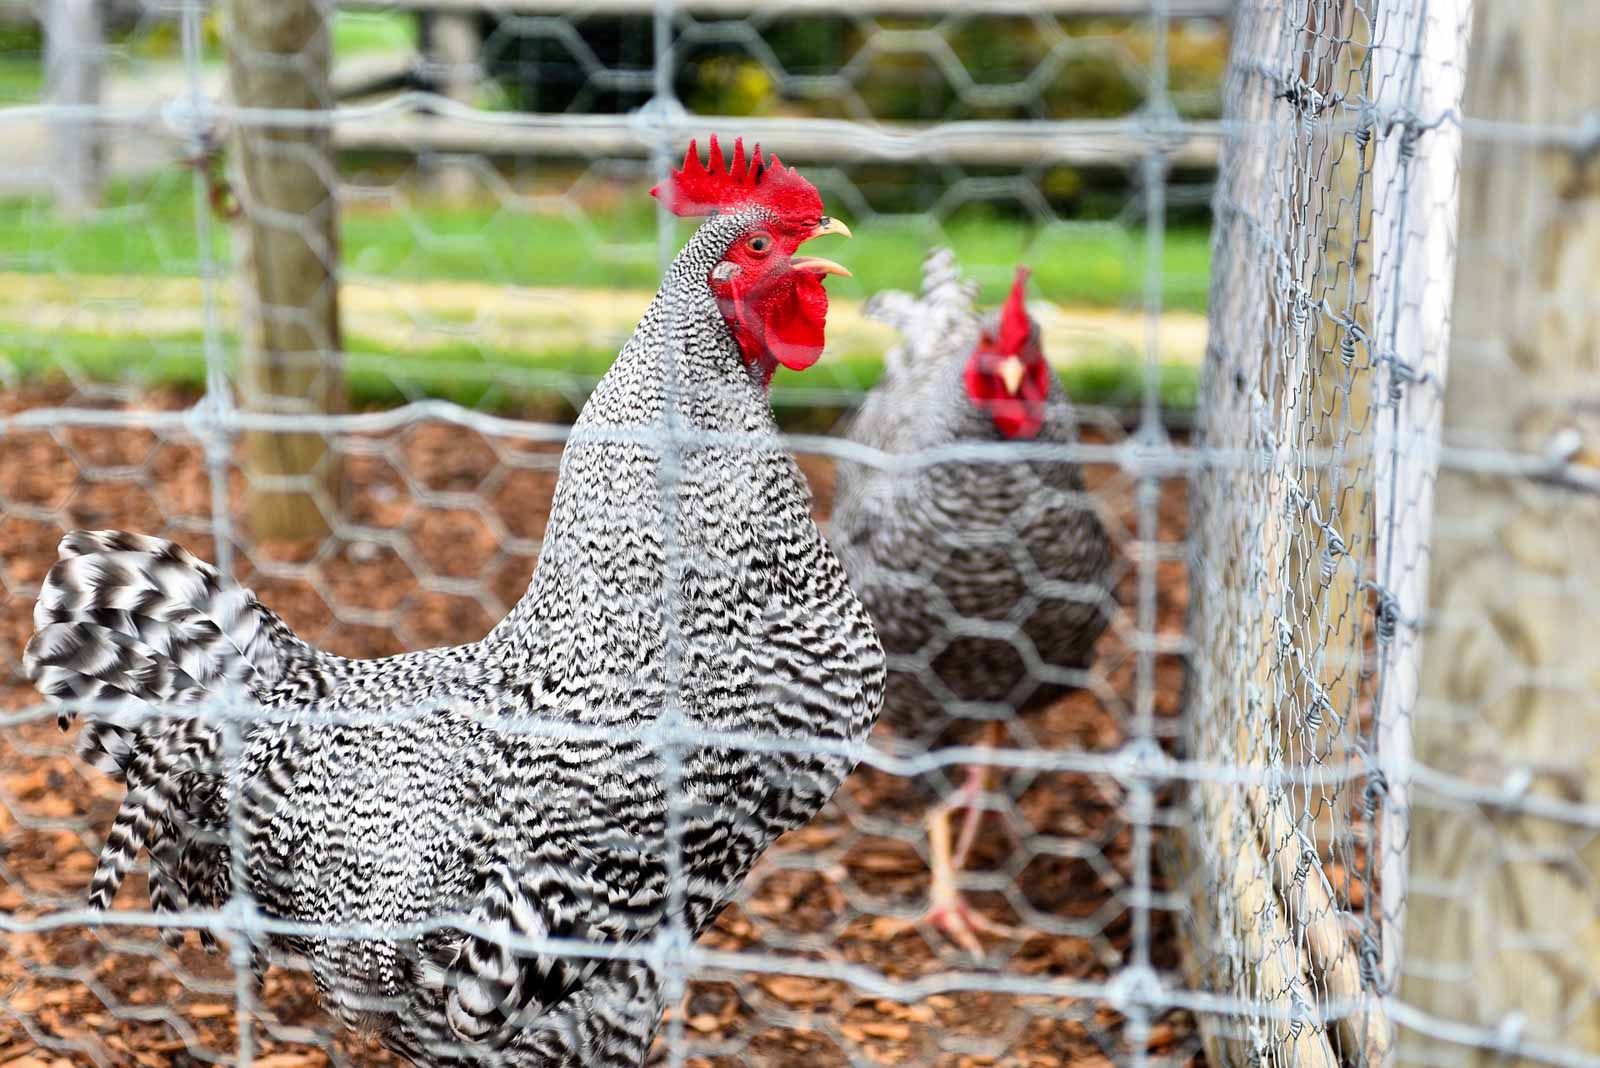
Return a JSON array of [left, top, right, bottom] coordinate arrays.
[[1, 1, 1597, 1067]]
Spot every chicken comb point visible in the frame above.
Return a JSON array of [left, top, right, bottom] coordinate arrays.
[[651, 133, 822, 223], [998, 266, 1033, 354]]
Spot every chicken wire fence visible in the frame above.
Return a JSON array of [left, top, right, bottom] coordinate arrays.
[[1, 0, 1598, 1066]]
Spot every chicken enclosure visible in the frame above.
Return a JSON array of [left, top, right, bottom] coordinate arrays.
[[1, 1, 1598, 1067]]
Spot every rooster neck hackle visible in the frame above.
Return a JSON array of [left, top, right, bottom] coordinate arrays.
[[491, 209, 800, 658]]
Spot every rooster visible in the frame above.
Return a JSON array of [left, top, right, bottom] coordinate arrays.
[[24, 136, 884, 1067], [830, 249, 1112, 953]]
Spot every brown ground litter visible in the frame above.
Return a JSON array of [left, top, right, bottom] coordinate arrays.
[[0, 386, 1200, 1067]]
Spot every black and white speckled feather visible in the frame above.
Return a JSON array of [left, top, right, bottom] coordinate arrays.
[[23, 209, 885, 1067], [831, 248, 1111, 743]]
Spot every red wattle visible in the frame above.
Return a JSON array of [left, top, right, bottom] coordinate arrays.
[[986, 397, 1045, 440], [964, 350, 1048, 439], [763, 272, 829, 372]]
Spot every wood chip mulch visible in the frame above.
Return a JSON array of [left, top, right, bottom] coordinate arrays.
[[0, 386, 1200, 1067]]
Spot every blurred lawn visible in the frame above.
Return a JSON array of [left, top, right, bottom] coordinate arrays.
[[0, 55, 40, 105], [331, 11, 419, 56], [3, 329, 1199, 426], [0, 9, 1207, 415], [0, 177, 1207, 416], [0, 180, 1210, 313]]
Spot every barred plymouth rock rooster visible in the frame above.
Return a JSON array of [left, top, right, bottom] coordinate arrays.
[[830, 249, 1112, 952], [23, 136, 884, 1067]]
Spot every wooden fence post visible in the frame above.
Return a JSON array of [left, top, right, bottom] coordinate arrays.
[[225, 0, 344, 542], [1402, 1, 1600, 1060], [1365, 9, 1472, 1064], [44, 0, 104, 218], [426, 10, 482, 202]]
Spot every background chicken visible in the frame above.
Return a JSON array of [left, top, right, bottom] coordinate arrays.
[[22, 137, 884, 1067], [830, 249, 1113, 952]]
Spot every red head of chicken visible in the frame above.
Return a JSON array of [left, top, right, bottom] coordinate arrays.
[[653, 134, 851, 383], [962, 267, 1047, 440]]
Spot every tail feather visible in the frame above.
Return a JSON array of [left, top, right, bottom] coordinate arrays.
[[29, 621, 206, 708], [86, 786, 163, 911], [917, 246, 977, 313], [861, 248, 976, 334], [147, 819, 193, 948], [862, 248, 979, 380], [22, 531, 315, 919], [35, 535, 301, 693], [861, 288, 918, 333]]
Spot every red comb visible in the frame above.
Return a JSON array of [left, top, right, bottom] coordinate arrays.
[[998, 267, 1032, 353], [651, 134, 822, 222]]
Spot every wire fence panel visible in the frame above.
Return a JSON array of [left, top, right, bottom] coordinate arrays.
[[2, 2, 1212, 1065], [1186, 0, 1472, 1063], [1186, 1, 1384, 1049], [1, 0, 1596, 1067], [1398, 3, 1600, 1063]]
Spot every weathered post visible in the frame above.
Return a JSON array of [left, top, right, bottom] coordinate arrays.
[[425, 10, 482, 202], [44, 0, 105, 218], [1404, 1, 1600, 1059], [225, 0, 344, 541]]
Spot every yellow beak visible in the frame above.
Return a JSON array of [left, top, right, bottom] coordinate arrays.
[[811, 216, 852, 240], [791, 256, 852, 278], [997, 355, 1026, 396]]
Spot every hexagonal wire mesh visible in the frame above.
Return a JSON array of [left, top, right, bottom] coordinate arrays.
[[1, 0, 1593, 1066]]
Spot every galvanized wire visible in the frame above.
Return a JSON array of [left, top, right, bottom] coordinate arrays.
[[1, 2, 1594, 1067]]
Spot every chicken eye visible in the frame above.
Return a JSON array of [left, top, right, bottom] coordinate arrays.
[[748, 234, 772, 254]]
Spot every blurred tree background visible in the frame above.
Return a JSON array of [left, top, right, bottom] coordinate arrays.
[[474, 11, 1224, 219], [1, 7, 1225, 221]]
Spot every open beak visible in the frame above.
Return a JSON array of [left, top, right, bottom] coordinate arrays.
[[997, 355, 1026, 396], [791, 256, 852, 278], [811, 217, 852, 241], [791, 217, 851, 279]]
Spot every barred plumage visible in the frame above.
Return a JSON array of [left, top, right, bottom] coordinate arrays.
[[24, 204, 884, 1066], [830, 248, 1112, 949]]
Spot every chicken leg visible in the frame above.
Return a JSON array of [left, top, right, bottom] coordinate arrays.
[[920, 721, 1023, 954]]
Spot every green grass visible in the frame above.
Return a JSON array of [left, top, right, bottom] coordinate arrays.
[[331, 11, 419, 57], [0, 53, 42, 105], [2, 328, 1199, 425], [0, 181, 1212, 312], [0, 180, 1206, 419]]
